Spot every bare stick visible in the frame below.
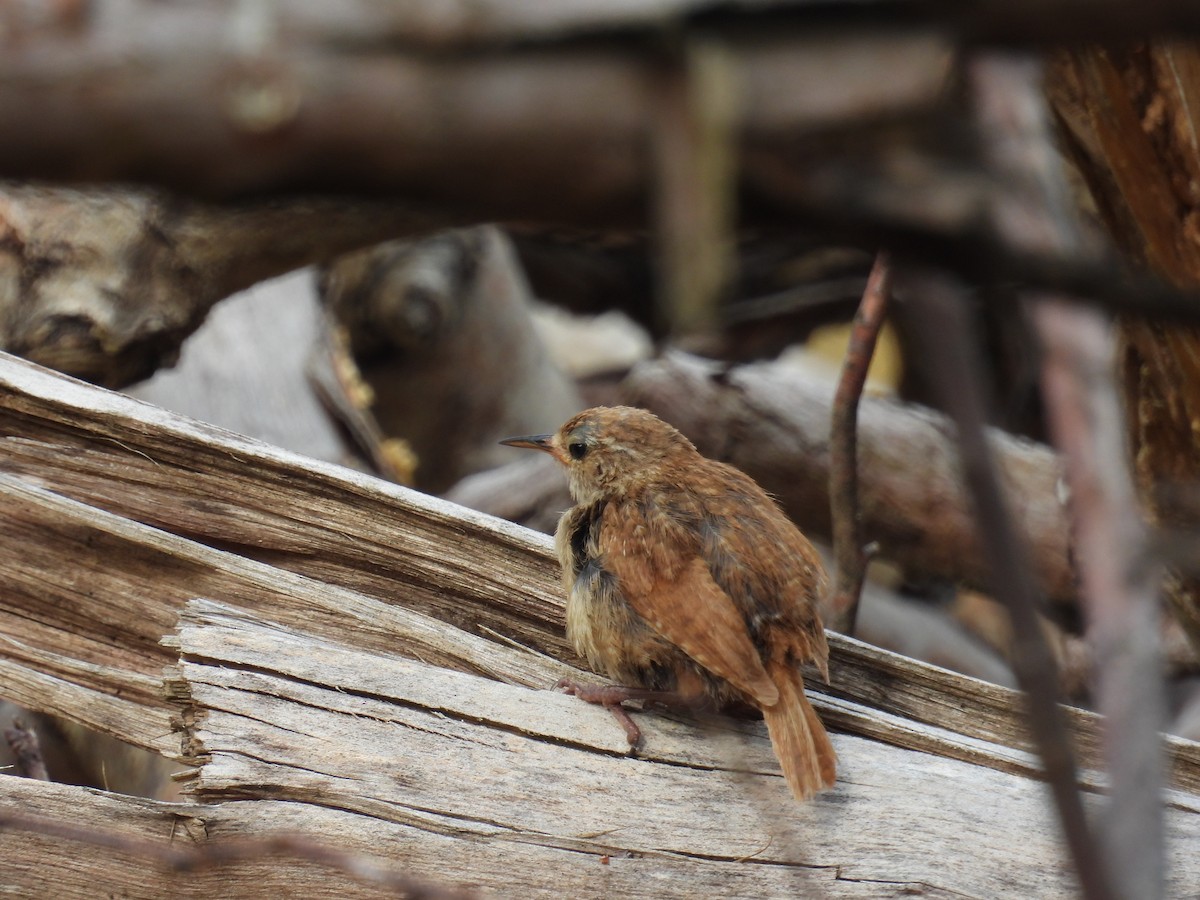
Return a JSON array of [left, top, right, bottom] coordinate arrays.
[[902, 271, 1113, 900], [971, 53, 1165, 900], [827, 250, 891, 634], [1036, 302, 1165, 898]]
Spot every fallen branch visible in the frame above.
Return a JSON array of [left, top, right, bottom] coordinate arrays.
[[0, 4, 950, 212], [0, 185, 444, 386], [0, 350, 1199, 895], [1, 350, 1198, 790]]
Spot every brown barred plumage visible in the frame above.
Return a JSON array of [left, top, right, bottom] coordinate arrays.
[[502, 406, 836, 801]]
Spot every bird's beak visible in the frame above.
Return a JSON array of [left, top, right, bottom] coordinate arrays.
[[499, 434, 555, 453]]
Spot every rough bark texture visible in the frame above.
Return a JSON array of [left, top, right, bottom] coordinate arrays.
[[1049, 45, 1200, 652]]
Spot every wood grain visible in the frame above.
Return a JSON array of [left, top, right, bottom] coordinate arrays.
[[2, 351, 1199, 788], [169, 598, 1196, 899], [1, 349, 1199, 895]]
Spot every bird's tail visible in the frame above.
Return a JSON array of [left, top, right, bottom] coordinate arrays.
[[761, 659, 837, 801]]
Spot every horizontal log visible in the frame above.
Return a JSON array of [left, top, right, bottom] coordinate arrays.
[[0, 3, 951, 212], [2, 349, 1200, 894], [162, 597, 1200, 898]]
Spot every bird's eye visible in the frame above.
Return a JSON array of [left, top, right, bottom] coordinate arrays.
[[568, 441, 588, 460]]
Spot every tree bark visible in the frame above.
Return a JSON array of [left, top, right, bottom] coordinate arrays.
[[0, 185, 443, 386], [1048, 45, 1200, 652]]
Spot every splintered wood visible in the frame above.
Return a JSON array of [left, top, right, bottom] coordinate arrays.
[[1, 350, 1199, 897]]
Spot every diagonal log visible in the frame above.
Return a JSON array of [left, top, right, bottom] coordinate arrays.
[[1, 348, 1199, 895], [1, 348, 1199, 792]]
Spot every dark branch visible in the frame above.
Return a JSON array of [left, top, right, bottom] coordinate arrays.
[[968, 52, 1166, 900], [827, 250, 891, 634], [900, 270, 1113, 900]]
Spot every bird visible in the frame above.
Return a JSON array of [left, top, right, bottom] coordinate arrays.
[[501, 405, 836, 801]]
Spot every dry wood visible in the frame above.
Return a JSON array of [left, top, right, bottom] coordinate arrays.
[[0, 185, 442, 386], [1, 350, 1200, 894], [0, 4, 951, 211], [319, 227, 582, 493], [1049, 45, 1200, 656], [0, 776, 467, 899], [2, 350, 1199, 787], [7, 2, 1200, 352], [169, 598, 1197, 899], [7, 748, 1187, 900], [622, 350, 1076, 604]]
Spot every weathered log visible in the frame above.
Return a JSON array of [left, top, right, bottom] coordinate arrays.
[[2, 349, 1199, 784], [0, 477, 1196, 896], [318, 227, 582, 493], [0, 3, 952, 212], [0, 184, 445, 386], [1, 350, 1199, 895]]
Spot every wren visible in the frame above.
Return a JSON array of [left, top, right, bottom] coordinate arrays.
[[502, 405, 836, 801]]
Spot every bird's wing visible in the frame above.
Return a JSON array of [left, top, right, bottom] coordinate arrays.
[[695, 462, 832, 680], [600, 501, 780, 707]]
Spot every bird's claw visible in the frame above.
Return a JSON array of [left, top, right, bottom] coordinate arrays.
[[554, 678, 643, 749]]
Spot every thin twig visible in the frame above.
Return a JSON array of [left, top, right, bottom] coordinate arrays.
[[1037, 301, 1165, 900], [827, 250, 891, 634], [901, 270, 1113, 900], [0, 810, 474, 899]]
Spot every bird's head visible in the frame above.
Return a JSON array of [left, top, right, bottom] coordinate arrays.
[[500, 406, 697, 504]]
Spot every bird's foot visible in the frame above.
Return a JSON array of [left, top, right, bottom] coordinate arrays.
[[554, 679, 689, 749]]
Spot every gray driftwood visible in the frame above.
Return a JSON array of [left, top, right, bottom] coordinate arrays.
[[1, 350, 1199, 897], [319, 227, 582, 493], [0, 185, 441, 386]]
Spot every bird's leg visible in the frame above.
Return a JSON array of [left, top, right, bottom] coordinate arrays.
[[554, 679, 694, 749]]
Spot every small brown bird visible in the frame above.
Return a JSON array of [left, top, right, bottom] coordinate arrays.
[[501, 406, 836, 801]]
